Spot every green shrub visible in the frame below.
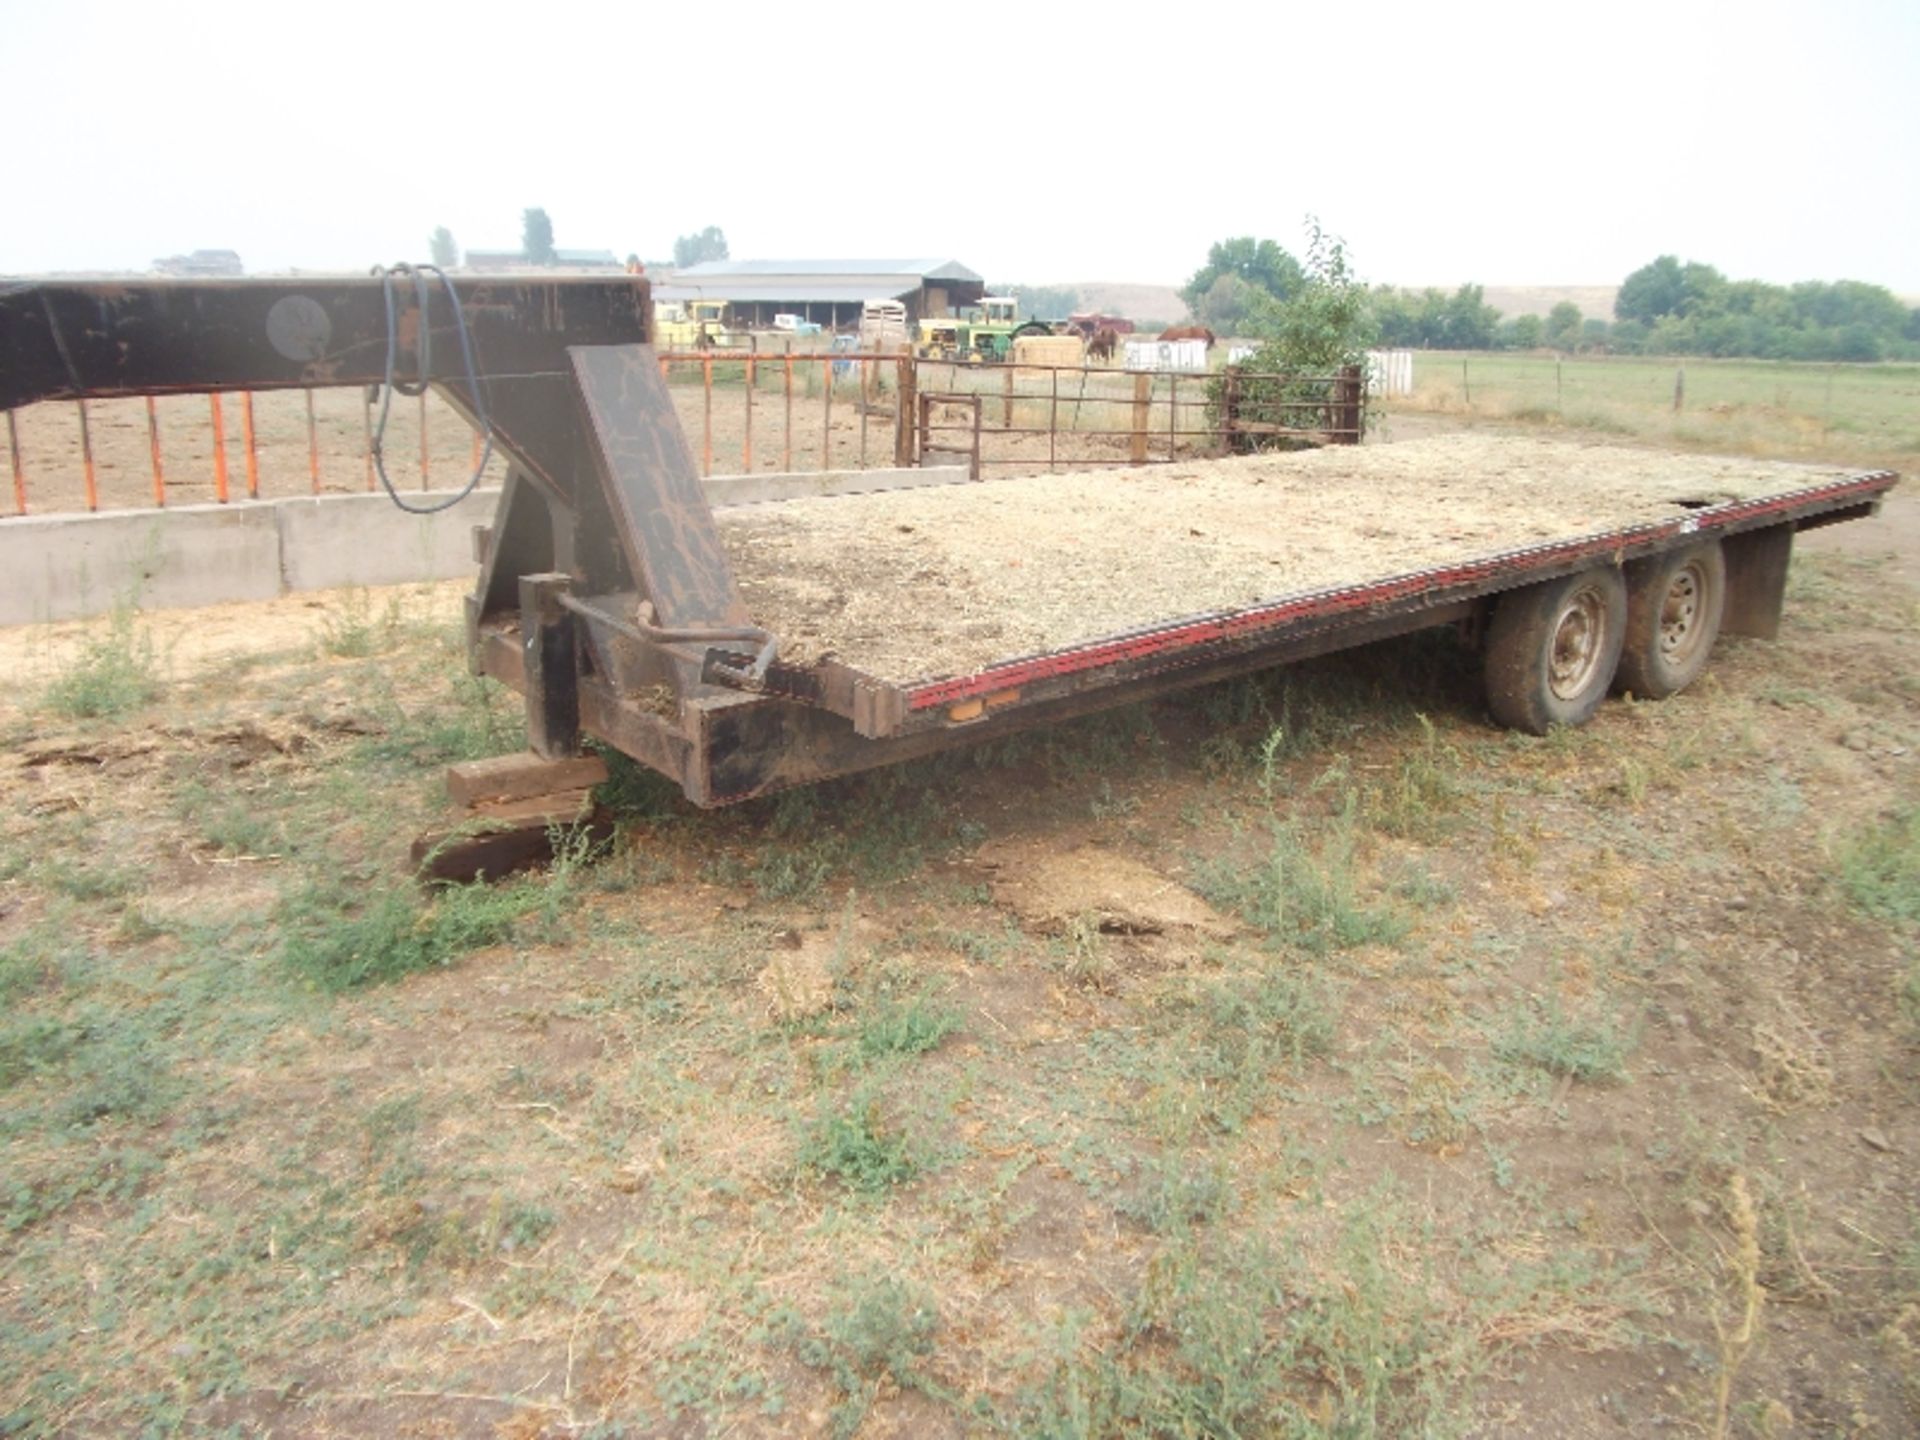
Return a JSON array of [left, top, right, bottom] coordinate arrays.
[[43, 606, 161, 719]]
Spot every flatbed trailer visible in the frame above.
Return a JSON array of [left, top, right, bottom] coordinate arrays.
[[2, 275, 1897, 810]]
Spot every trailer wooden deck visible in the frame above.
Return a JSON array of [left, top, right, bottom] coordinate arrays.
[[716, 434, 1874, 686]]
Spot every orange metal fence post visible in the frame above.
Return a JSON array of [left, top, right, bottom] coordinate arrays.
[[859, 359, 870, 467], [6, 410, 25, 515], [77, 400, 99, 511], [701, 352, 713, 477], [241, 392, 261, 499], [471, 431, 482, 475], [418, 388, 430, 491], [209, 394, 231, 502], [783, 355, 794, 471], [742, 353, 754, 473], [305, 389, 321, 494], [146, 396, 167, 507], [821, 357, 833, 472]]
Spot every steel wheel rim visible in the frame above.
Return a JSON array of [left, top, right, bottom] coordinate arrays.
[[1658, 564, 1707, 661], [1548, 586, 1610, 699]]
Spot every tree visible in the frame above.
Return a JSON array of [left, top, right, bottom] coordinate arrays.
[[522, 208, 555, 265], [1439, 284, 1500, 349], [1615, 256, 1687, 324], [1616, 255, 1723, 325], [429, 226, 458, 269], [1210, 219, 1376, 449], [1181, 237, 1303, 314], [1501, 314, 1544, 350], [1543, 301, 1583, 350], [1197, 273, 1257, 334], [1369, 286, 1451, 348], [673, 226, 730, 269]]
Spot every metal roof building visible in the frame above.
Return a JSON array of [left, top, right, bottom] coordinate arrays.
[[654, 258, 985, 327]]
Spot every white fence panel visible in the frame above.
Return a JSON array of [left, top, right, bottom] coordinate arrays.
[[1124, 339, 1209, 373], [1365, 349, 1414, 398]]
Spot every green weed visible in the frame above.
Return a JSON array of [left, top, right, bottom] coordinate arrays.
[[0, 926, 67, 1005], [1493, 999, 1635, 1083], [1196, 818, 1409, 955], [790, 1277, 941, 1439], [1838, 808, 1920, 929], [857, 997, 959, 1060], [279, 875, 533, 990], [802, 1096, 918, 1193], [1153, 965, 1339, 1135], [1115, 1156, 1234, 1237], [1369, 713, 1462, 838], [42, 605, 162, 719], [313, 588, 404, 658], [1012, 1210, 1456, 1437]]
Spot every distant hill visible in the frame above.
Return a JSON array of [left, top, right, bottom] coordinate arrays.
[[1476, 285, 1620, 321]]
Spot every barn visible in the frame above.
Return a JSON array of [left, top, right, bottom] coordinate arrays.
[[654, 259, 986, 330]]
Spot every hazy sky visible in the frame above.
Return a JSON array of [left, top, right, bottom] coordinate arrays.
[[5, 0, 1916, 295]]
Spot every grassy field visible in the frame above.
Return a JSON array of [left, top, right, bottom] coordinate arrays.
[[1, 524, 1916, 1434], [1390, 352, 1920, 471]]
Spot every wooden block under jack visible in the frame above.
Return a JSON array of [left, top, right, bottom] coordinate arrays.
[[411, 787, 603, 885], [446, 751, 608, 808]]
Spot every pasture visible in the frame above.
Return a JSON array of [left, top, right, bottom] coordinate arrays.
[[1390, 352, 1920, 472]]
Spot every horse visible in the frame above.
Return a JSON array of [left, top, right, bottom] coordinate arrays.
[[1087, 327, 1118, 363], [1157, 325, 1217, 350]]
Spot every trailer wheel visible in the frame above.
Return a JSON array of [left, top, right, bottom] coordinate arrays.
[[1614, 541, 1725, 700], [1484, 567, 1627, 734]]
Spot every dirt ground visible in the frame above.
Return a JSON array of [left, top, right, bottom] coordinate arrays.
[[0, 428, 1915, 1438]]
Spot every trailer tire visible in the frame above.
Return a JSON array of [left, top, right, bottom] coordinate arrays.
[[1614, 541, 1725, 700], [1484, 567, 1628, 734]]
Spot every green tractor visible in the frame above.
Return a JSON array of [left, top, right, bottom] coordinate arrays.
[[963, 296, 1054, 361]]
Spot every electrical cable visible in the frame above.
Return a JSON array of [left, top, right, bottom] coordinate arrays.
[[366, 261, 495, 515]]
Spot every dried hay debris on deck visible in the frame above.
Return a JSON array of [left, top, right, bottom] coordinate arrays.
[[716, 433, 1855, 684], [975, 837, 1234, 939]]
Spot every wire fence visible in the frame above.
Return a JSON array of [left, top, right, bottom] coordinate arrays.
[[3, 354, 1365, 516]]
